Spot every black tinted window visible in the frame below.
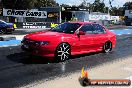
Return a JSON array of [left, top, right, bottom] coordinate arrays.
[[50, 23, 81, 34], [92, 24, 106, 34], [80, 24, 94, 34]]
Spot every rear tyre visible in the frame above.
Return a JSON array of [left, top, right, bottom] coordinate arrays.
[[103, 42, 112, 53], [55, 43, 71, 62]]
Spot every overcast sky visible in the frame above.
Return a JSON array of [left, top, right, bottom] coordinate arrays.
[[56, 0, 132, 7]]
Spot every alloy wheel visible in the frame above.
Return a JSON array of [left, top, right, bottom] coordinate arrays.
[[55, 43, 71, 62], [103, 42, 112, 53]]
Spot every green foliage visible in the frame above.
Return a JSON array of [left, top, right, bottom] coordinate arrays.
[[1, 0, 58, 9], [110, 7, 124, 16], [123, 1, 132, 10], [79, 0, 108, 13], [92, 0, 106, 12]]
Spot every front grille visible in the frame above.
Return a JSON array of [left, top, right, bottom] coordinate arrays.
[[22, 38, 39, 45]]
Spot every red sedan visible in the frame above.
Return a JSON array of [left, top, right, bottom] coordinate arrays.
[[21, 22, 116, 62]]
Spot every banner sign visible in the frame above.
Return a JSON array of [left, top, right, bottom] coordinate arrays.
[[61, 7, 88, 11], [47, 12, 59, 18], [111, 16, 119, 21], [3, 9, 47, 18], [22, 22, 48, 29], [89, 15, 110, 20], [16, 22, 60, 29]]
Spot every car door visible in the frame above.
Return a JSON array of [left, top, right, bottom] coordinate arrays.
[[78, 24, 94, 51], [91, 24, 108, 50]]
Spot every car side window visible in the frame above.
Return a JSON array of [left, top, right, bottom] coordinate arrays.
[[80, 24, 94, 34], [92, 24, 106, 34]]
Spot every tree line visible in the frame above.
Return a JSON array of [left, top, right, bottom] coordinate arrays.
[[1, 0, 132, 16]]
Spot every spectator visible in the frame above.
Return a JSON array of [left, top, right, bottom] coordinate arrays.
[[70, 14, 78, 22]]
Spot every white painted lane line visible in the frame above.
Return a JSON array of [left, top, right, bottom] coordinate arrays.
[[0, 44, 21, 48], [117, 34, 122, 35]]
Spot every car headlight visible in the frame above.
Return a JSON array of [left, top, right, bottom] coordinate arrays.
[[40, 41, 49, 45], [21, 38, 25, 43]]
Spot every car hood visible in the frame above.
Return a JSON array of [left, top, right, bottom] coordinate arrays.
[[24, 31, 73, 41]]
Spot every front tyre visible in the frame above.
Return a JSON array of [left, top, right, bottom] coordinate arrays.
[[0, 29, 6, 34], [55, 43, 71, 62], [103, 42, 112, 53]]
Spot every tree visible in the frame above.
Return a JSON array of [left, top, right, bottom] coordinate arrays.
[[123, 1, 132, 10], [1, 0, 58, 9], [35, 0, 58, 8], [79, 0, 87, 7], [92, 0, 106, 12], [110, 7, 124, 16]]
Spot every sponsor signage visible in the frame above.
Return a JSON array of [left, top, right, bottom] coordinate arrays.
[[3, 9, 47, 18], [89, 15, 111, 20], [61, 7, 88, 11], [111, 16, 119, 20], [22, 22, 48, 29], [79, 67, 131, 87], [16, 22, 59, 29], [47, 12, 59, 18]]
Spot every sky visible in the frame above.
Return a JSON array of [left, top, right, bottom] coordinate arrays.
[[56, 0, 132, 7]]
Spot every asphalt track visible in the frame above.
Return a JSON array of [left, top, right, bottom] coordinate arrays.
[[0, 32, 132, 88]]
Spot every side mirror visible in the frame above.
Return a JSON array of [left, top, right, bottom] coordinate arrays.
[[78, 31, 85, 35]]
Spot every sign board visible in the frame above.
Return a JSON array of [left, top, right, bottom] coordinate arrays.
[[89, 15, 110, 20], [16, 22, 60, 29], [23, 22, 48, 29], [61, 7, 88, 11], [110, 16, 119, 21], [3, 9, 47, 18], [47, 12, 59, 18]]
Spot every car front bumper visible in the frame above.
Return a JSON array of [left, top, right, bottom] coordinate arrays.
[[21, 43, 56, 59]]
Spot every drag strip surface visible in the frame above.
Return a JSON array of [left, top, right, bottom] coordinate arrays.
[[0, 34, 132, 88]]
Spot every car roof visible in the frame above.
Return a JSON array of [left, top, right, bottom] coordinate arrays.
[[0, 20, 6, 23]]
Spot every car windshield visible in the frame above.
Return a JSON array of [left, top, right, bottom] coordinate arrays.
[[50, 23, 81, 34]]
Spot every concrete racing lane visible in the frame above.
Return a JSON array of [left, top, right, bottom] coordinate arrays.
[[0, 34, 132, 88]]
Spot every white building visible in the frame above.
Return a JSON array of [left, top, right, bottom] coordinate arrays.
[[124, 10, 132, 26], [125, 10, 132, 18]]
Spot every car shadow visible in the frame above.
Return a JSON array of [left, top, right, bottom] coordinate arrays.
[[7, 52, 53, 64], [70, 52, 102, 59], [7, 51, 104, 64]]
